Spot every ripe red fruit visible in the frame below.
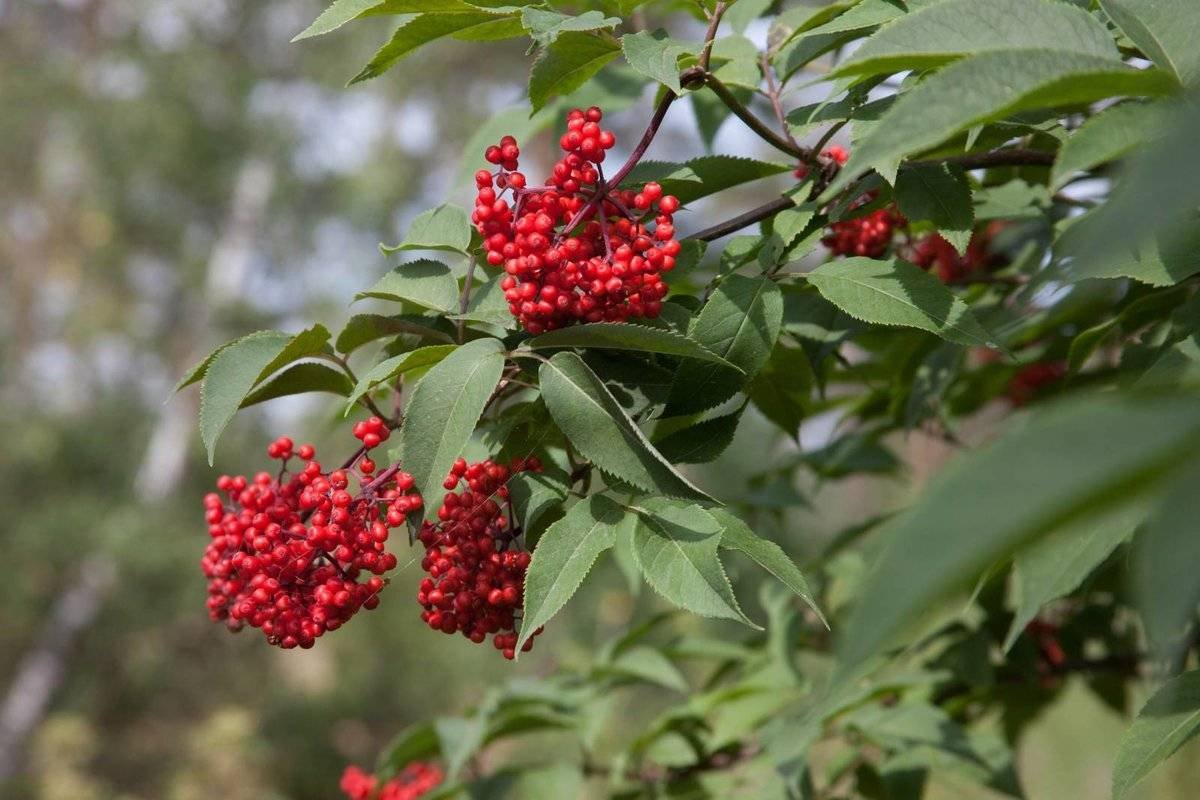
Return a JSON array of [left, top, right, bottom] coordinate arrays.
[[201, 436, 420, 649], [340, 762, 442, 800], [472, 107, 681, 333], [416, 456, 545, 658], [822, 196, 906, 259]]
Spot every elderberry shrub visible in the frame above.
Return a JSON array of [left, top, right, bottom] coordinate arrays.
[[473, 106, 682, 333], [416, 456, 544, 660], [200, 429, 420, 649]]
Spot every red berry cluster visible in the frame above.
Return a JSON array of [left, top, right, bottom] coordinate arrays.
[[416, 456, 544, 659], [473, 106, 681, 333], [1006, 360, 1066, 406], [201, 432, 420, 649], [793, 144, 848, 181], [822, 195, 907, 258], [908, 224, 1002, 283], [340, 763, 442, 800]]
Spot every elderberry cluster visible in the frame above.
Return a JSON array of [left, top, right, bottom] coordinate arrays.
[[907, 222, 1004, 283], [201, 433, 420, 649], [416, 456, 544, 659], [473, 106, 682, 333], [822, 196, 907, 258], [340, 763, 443, 800]]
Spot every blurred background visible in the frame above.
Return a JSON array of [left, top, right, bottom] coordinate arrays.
[[1, 2, 1191, 799]]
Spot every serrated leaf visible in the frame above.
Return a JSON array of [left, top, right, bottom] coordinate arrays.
[[456, 275, 516, 328], [517, 495, 625, 652], [623, 155, 792, 204], [1051, 101, 1171, 189], [1003, 503, 1143, 652], [895, 163, 974, 256], [665, 275, 783, 416], [355, 259, 460, 312], [709, 35, 761, 89], [527, 323, 737, 367], [344, 345, 456, 414], [831, 0, 1118, 80], [1100, 0, 1200, 87], [1133, 461, 1200, 668], [709, 507, 826, 627], [630, 498, 758, 627], [293, 0, 481, 42], [529, 31, 621, 112], [825, 51, 1174, 199], [747, 341, 813, 438], [383, 203, 473, 255], [801, 0, 906, 37], [398, 338, 506, 517], [620, 29, 696, 93], [806, 258, 1003, 350], [351, 13, 517, 84], [242, 363, 353, 408], [837, 392, 1200, 669], [1113, 669, 1200, 799], [726, 0, 772, 33], [602, 645, 689, 691], [198, 327, 330, 463], [652, 409, 743, 464], [336, 313, 456, 353], [539, 352, 712, 501], [1060, 210, 1200, 287], [521, 8, 619, 47]]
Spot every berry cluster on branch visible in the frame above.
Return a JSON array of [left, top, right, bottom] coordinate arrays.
[[340, 762, 443, 800], [473, 106, 681, 333], [417, 456, 544, 659], [201, 433, 419, 649]]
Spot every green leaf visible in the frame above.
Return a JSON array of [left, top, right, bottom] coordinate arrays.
[[355, 260, 460, 312], [435, 715, 486, 779], [527, 322, 737, 367], [825, 51, 1175, 198], [1061, 212, 1200, 287], [293, 0, 484, 42], [375, 721, 440, 779], [726, 0, 772, 33], [665, 275, 783, 416], [242, 363, 353, 408], [521, 8, 619, 47], [602, 645, 689, 691], [455, 275, 516, 329], [529, 31, 621, 112], [800, 0, 906, 37], [806, 258, 1002, 350], [198, 327, 331, 464], [623, 155, 792, 204], [507, 471, 569, 540], [895, 163, 973, 255], [343, 345, 457, 414], [1051, 101, 1171, 189], [837, 392, 1200, 668], [630, 498, 758, 627], [1113, 669, 1200, 799], [620, 29, 696, 93], [383, 203, 473, 255], [652, 409, 743, 465], [351, 13, 517, 84], [336, 313, 456, 353], [709, 507, 826, 627], [397, 338, 506, 517], [747, 341, 813, 438], [1003, 503, 1143, 652], [1133, 462, 1200, 668], [539, 352, 712, 501], [517, 495, 625, 652], [830, 0, 1118, 79], [1100, 0, 1200, 87]]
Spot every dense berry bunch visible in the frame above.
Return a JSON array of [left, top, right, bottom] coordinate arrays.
[[822, 194, 906, 258], [340, 763, 443, 800], [908, 225, 1001, 283], [416, 456, 544, 659], [473, 106, 681, 333], [201, 430, 419, 648]]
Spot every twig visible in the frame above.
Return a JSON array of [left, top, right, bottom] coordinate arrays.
[[456, 252, 477, 344], [703, 73, 807, 160], [697, 2, 728, 73], [760, 53, 802, 152], [686, 195, 797, 242], [911, 148, 1054, 170]]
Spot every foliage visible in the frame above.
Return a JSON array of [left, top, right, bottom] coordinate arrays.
[[176, 0, 1200, 797]]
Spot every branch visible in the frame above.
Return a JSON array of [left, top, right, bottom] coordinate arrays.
[[697, 2, 729, 73], [686, 195, 797, 242], [702, 73, 807, 160]]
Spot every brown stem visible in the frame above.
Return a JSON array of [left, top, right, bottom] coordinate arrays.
[[912, 148, 1054, 170], [456, 252, 477, 344], [697, 2, 728, 73], [687, 195, 797, 242], [703, 73, 807, 160], [760, 52, 802, 152]]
